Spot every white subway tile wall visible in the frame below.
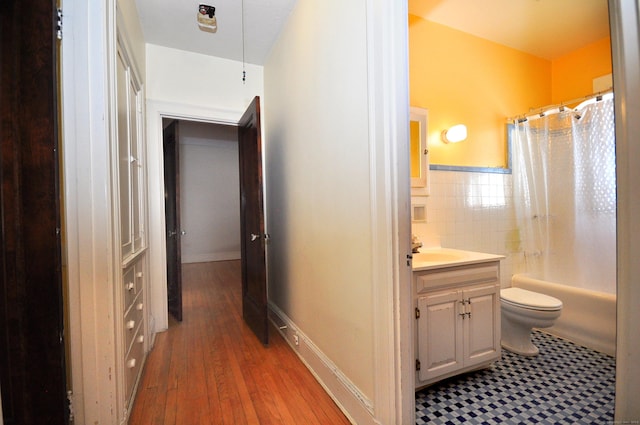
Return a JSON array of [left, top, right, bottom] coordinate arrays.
[[412, 170, 525, 287]]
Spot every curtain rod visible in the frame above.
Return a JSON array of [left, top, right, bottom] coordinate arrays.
[[507, 89, 613, 123]]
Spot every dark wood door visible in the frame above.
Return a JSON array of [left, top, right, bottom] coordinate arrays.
[[238, 97, 269, 345], [0, 0, 68, 423], [163, 121, 183, 322]]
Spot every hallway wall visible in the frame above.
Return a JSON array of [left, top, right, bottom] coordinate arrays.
[[263, 0, 412, 421], [146, 44, 262, 112], [145, 45, 264, 334], [264, 0, 373, 405], [179, 121, 241, 263]]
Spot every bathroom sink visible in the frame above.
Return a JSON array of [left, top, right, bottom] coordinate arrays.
[[412, 248, 505, 270], [412, 252, 466, 263]]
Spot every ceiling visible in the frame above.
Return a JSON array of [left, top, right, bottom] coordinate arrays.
[[409, 0, 610, 60], [133, 0, 298, 65], [134, 0, 610, 65]]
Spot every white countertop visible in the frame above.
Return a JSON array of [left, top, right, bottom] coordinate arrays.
[[412, 247, 505, 271]]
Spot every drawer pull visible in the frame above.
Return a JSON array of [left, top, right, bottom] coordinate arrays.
[[126, 320, 135, 330], [127, 358, 136, 369], [136, 302, 144, 311], [126, 282, 135, 291]]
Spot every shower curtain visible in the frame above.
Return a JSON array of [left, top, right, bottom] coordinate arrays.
[[512, 95, 616, 294]]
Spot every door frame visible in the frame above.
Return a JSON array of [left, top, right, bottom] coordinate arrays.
[[610, 0, 640, 419], [146, 101, 248, 336]]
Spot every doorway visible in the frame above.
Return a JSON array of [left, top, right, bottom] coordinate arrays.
[[407, 0, 617, 421], [162, 119, 242, 323], [159, 97, 268, 346]]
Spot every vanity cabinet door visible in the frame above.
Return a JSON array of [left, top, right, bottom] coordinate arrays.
[[417, 291, 464, 382], [463, 284, 501, 368]]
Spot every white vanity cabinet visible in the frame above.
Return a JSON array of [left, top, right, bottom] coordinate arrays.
[[414, 261, 501, 388]]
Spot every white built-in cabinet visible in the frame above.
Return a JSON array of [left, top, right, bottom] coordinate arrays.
[[414, 262, 501, 388], [115, 38, 147, 420]]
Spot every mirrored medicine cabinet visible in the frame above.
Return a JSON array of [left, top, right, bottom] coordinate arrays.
[[410, 107, 429, 196]]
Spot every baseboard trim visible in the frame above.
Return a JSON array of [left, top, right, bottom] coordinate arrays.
[[268, 302, 378, 425]]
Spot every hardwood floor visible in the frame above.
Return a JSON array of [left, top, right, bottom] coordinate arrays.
[[129, 260, 351, 425]]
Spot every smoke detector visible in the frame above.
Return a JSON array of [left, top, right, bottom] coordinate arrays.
[[197, 4, 217, 33]]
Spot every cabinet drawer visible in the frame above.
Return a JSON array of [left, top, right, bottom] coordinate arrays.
[[123, 265, 137, 309], [124, 323, 145, 402], [123, 292, 144, 353], [415, 263, 499, 294], [123, 262, 144, 310]]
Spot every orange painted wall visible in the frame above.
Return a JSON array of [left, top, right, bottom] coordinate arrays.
[[551, 37, 612, 104], [409, 16, 551, 168]]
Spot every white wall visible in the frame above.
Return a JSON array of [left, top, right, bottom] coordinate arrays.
[[146, 44, 262, 110], [265, 0, 373, 399], [145, 45, 264, 333], [264, 0, 412, 423], [179, 121, 241, 263]]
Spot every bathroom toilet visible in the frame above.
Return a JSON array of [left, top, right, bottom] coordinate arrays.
[[500, 287, 563, 356]]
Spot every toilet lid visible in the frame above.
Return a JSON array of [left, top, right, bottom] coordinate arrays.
[[501, 287, 563, 311]]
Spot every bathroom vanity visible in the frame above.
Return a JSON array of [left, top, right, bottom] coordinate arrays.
[[412, 249, 504, 389]]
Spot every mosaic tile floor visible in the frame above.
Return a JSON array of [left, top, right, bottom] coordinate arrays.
[[416, 331, 616, 424]]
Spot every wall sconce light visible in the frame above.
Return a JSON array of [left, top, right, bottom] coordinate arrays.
[[198, 4, 218, 33], [441, 124, 467, 144]]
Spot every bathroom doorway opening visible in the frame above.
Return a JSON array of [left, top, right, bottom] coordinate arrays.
[[407, 0, 616, 421]]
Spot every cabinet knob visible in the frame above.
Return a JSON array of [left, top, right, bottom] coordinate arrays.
[[136, 302, 143, 311], [127, 358, 136, 369], [126, 320, 135, 330], [137, 335, 144, 344], [136, 271, 143, 278], [126, 282, 135, 291]]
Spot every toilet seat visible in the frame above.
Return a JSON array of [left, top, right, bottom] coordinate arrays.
[[501, 287, 563, 311]]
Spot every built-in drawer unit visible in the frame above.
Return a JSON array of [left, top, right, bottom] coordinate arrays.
[[124, 321, 145, 401], [121, 255, 146, 413], [123, 292, 144, 352], [123, 262, 144, 309]]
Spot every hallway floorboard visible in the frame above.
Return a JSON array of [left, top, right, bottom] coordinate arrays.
[[130, 260, 351, 425]]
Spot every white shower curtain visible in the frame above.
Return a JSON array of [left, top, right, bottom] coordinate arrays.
[[512, 96, 616, 294]]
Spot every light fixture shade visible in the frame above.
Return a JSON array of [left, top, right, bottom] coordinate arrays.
[[441, 124, 467, 143], [198, 5, 218, 33]]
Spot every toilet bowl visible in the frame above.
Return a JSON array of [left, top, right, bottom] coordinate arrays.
[[500, 287, 563, 356]]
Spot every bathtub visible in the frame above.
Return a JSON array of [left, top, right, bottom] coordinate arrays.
[[511, 274, 616, 356]]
